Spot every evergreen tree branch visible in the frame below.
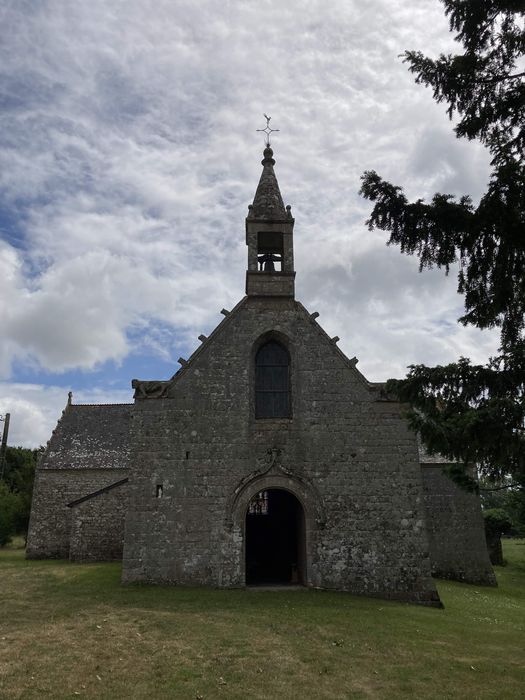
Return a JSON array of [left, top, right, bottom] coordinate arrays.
[[480, 484, 524, 492], [360, 0, 525, 487]]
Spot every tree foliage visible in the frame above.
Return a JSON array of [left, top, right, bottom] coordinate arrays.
[[360, 163, 524, 348], [483, 507, 514, 565], [0, 446, 38, 545], [360, 1, 525, 485], [386, 344, 525, 485], [483, 508, 513, 538], [481, 477, 525, 536], [405, 1, 524, 162]]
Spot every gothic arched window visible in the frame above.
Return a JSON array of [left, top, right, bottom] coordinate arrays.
[[255, 341, 291, 418]]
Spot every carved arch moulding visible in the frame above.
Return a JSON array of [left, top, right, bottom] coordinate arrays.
[[225, 448, 327, 530]]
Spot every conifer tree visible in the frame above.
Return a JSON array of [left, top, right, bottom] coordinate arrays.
[[360, 1, 525, 487]]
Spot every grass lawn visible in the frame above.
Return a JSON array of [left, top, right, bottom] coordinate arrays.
[[0, 541, 524, 699]]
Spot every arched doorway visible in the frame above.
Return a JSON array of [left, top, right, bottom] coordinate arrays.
[[245, 489, 306, 585]]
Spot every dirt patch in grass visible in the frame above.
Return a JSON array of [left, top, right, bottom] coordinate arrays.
[[1, 542, 524, 699]]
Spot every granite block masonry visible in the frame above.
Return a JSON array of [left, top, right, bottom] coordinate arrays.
[[26, 403, 131, 560], [27, 143, 495, 604]]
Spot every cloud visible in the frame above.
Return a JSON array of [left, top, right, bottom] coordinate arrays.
[[0, 383, 132, 448], [298, 244, 499, 380], [0, 0, 499, 444], [408, 125, 492, 202]]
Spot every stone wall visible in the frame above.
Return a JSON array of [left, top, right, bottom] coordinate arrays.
[[245, 271, 295, 297], [421, 464, 496, 585], [26, 403, 131, 559], [69, 479, 129, 562], [123, 296, 440, 605], [27, 468, 128, 559]]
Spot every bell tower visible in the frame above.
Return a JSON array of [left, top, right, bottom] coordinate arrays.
[[246, 145, 295, 298]]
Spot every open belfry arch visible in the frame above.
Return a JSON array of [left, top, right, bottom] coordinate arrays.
[[27, 129, 496, 603]]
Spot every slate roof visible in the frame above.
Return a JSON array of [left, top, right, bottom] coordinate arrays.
[[39, 403, 132, 470]]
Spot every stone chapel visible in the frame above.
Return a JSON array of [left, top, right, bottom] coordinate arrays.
[[26, 144, 495, 605]]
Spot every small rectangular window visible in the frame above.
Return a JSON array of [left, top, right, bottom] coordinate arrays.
[[156, 484, 163, 498]]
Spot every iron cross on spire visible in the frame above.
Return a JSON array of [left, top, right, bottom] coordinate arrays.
[[256, 114, 280, 147]]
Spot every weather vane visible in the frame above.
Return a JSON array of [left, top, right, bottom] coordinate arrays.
[[256, 114, 279, 147]]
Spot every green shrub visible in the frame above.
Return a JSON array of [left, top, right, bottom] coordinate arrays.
[[483, 508, 513, 538]]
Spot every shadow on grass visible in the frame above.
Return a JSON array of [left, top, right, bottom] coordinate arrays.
[[2, 541, 524, 615], [1, 541, 524, 700]]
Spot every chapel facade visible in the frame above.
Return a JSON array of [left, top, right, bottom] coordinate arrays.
[[26, 145, 496, 604]]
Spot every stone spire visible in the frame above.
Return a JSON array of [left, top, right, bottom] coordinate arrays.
[[248, 146, 287, 220], [245, 145, 296, 298]]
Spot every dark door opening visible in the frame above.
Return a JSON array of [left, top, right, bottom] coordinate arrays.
[[245, 489, 306, 585]]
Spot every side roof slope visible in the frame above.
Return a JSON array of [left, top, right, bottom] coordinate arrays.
[[39, 403, 132, 470]]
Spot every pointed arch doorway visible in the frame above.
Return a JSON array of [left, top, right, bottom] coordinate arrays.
[[245, 489, 306, 585]]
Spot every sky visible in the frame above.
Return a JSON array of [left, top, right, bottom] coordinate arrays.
[[0, 0, 499, 448]]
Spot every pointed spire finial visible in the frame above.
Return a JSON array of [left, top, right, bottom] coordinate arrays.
[[250, 139, 286, 219], [256, 114, 280, 147]]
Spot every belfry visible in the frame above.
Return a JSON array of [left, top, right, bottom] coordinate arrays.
[[26, 139, 495, 603], [246, 145, 295, 297]]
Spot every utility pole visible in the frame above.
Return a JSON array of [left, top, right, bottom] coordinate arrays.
[[0, 413, 10, 479]]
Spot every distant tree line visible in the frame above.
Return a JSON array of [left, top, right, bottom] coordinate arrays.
[[0, 446, 39, 546]]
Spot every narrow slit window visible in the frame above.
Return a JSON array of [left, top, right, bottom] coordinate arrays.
[[255, 341, 291, 418]]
